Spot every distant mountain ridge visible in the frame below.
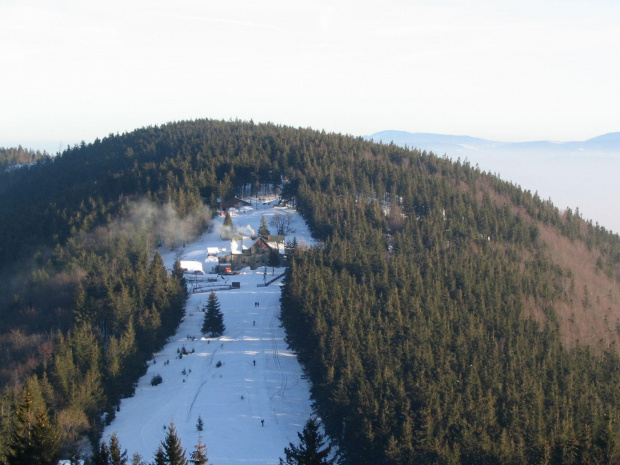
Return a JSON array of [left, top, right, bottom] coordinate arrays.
[[367, 130, 620, 155]]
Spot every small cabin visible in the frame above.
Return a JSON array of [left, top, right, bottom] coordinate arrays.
[[250, 236, 284, 255], [250, 237, 274, 255], [245, 236, 285, 268], [221, 197, 252, 211]]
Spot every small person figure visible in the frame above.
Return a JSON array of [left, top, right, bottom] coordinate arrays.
[[261, 419, 264, 427], [253, 360, 256, 366], [253, 320, 256, 326]]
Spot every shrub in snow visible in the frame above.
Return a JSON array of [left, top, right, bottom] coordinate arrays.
[[151, 374, 163, 386]]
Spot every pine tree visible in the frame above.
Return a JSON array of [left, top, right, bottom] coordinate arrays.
[[7, 382, 60, 465], [153, 445, 167, 465], [92, 441, 111, 465], [131, 453, 147, 465], [147, 252, 169, 310], [73, 281, 89, 325], [161, 420, 187, 465], [285, 237, 299, 258], [136, 304, 162, 355], [196, 416, 204, 432], [220, 212, 234, 240], [259, 215, 270, 237], [109, 433, 128, 465], [279, 417, 335, 465], [172, 259, 187, 288], [189, 436, 208, 465], [201, 292, 225, 337]]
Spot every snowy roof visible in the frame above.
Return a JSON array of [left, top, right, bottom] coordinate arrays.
[[230, 238, 249, 255], [207, 247, 219, 255], [267, 242, 285, 254], [179, 260, 204, 273]]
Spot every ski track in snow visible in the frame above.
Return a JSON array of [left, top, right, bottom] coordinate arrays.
[[103, 201, 314, 464]]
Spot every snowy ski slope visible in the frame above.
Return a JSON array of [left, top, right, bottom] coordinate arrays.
[[103, 200, 315, 464]]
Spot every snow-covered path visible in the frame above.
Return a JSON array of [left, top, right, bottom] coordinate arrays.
[[104, 202, 314, 464]]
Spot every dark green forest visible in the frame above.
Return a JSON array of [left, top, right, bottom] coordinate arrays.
[[1, 119, 620, 464]]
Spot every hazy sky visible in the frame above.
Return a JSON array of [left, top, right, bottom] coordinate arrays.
[[1, 0, 619, 152]]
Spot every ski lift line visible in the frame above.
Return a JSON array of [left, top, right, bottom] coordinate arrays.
[[268, 312, 295, 412], [257, 272, 286, 287], [191, 285, 232, 294]]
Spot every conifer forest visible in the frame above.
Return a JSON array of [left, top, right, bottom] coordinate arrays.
[[2, 119, 620, 464]]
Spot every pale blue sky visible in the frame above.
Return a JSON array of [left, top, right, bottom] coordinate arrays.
[[1, 0, 619, 152]]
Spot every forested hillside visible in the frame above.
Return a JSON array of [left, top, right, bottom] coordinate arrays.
[[1, 119, 620, 464], [0, 146, 49, 170]]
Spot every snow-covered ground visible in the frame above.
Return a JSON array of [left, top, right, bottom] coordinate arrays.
[[104, 200, 315, 464]]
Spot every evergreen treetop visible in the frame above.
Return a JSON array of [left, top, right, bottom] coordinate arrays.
[[189, 435, 208, 465], [221, 212, 234, 240], [201, 292, 225, 337], [259, 215, 270, 237], [279, 417, 335, 465], [161, 421, 187, 465], [7, 381, 60, 465], [109, 433, 128, 465]]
